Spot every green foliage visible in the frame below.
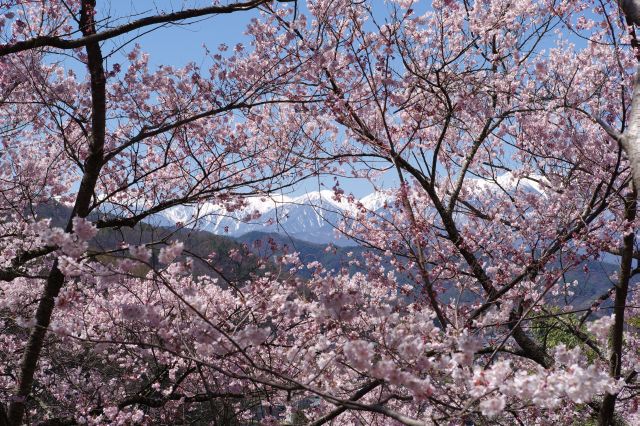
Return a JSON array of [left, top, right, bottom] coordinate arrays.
[[531, 308, 598, 362], [627, 315, 640, 329]]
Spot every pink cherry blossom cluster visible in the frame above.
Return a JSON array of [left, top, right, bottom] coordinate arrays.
[[3, 0, 640, 424]]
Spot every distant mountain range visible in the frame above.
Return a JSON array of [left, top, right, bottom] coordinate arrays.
[[33, 188, 624, 313], [153, 172, 548, 246], [232, 230, 625, 313], [33, 172, 625, 313], [153, 189, 377, 245]]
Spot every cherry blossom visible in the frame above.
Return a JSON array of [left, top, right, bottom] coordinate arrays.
[[2, 0, 640, 425]]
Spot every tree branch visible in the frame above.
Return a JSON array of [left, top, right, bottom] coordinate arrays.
[[0, 0, 269, 57]]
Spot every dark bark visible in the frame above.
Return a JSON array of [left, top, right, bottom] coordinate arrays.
[[117, 392, 244, 410], [0, 247, 56, 281], [308, 380, 383, 426], [0, 403, 8, 426], [6, 2, 106, 424], [0, 0, 268, 57], [393, 154, 553, 367], [323, 73, 554, 367], [598, 187, 637, 425], [508, 311, 553, 368]]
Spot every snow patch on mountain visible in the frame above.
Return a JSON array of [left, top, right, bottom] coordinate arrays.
[[155, 172, 545, 244], [360, 191, 395, 211], [156, 190, 362, 245], [469, 173, 547, 195]]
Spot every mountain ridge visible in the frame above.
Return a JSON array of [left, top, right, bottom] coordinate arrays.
[[154, 172, 548, 245]]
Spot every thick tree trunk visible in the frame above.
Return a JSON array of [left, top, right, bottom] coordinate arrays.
[[6, 1, 106, 424], [622, 71, 640, 187], [598, 188, 637, 425], [621, 30, 640, 189], [596, 6, 640, 423], [621, 0, 640, 27]]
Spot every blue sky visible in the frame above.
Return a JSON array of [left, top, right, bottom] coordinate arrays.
[[93, 1, 386, 198]]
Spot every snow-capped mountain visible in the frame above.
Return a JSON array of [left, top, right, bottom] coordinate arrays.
[[468, 173, 546, 196], [154, 173, 546, 245], [156, 190, 382, 245]]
